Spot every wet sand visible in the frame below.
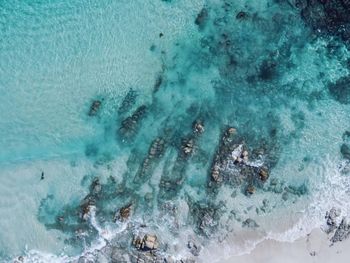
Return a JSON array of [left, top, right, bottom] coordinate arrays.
[[226, 229, 349, 263]]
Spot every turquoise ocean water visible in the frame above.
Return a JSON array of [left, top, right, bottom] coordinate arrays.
[[1, 0, 350, 262]]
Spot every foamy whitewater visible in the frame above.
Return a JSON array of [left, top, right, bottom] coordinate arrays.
[[1, 0, 350, 262]]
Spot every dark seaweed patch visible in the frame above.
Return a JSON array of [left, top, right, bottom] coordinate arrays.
[[328, 76, 350, 104], [195, 8, 209, 30]]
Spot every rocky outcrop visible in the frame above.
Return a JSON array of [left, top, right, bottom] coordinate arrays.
[[119, 105, 148, 139], [331, 217, 350, 243], [325, 207, 341, 233], [192, 120, 205, 135], [209, 127, 270, 194], [133, 234, 158, 251]]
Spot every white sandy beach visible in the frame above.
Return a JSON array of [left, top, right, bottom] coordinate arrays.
[[225, 229, 349, 263]]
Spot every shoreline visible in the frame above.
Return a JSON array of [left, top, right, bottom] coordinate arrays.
[[225, 228, 349, 263]]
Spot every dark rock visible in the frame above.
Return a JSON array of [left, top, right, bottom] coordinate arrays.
[[136, 137, 166, 180], [187, 240, 201, 256], [236, 11, 248, 20], [341, 143, 350, 159], [80, 197, 95, 220], [118, 89, 137, 114], [195, 8, 209, 29], [245, 185, 255, 195], [331, 217, 350, 243], [154, 74, 164, 93], [259, 167, 269, 182], [133, 234, 158, 251], [115, 203, 132, 222], [88, 100, 102, 116], [242, 218, 259, 228], [325, 207, 341, 233], [119, 105, 148, 139], [181, 138, 195, 157]]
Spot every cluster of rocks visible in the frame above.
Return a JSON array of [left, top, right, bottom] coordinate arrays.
[[119, 105, 148, 139], [133, 234, 159, 251], [192, 120, 205, 135], [209, 127, 270, 195], [181, 138, 195, 157], [88, 100, 102, 116], [331, 217, 350, 243], [324, 207, 350, 244], [115, 203, 133, 222], [118, 88, 138, 114]]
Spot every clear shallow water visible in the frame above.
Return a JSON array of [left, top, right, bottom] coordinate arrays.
[[1, 0, 350, 262]]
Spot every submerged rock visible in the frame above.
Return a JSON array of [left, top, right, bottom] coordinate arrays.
[[242, 218, 259, 228], [88, 100, 102, 116], [245, 185, 255, 195], [341, 143, 350, 159], [193, 120, 205, 135], [153, 74, 164, 93], [115, 203, 132, 222], [181, 138, 195, 157], [118, 88, 137, 114], [119, 105, 148, 139], [259, 167, 269, 182], [236, 11, 248, 20], [195, 8, 209, 29]]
